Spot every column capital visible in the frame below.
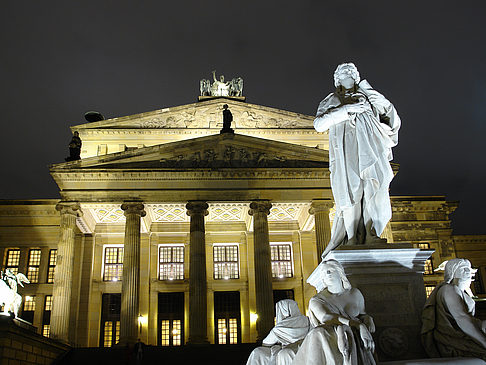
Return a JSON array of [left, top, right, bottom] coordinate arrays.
[[121, 202, 146, 217], [56, 201, 83, 217], [309, 199, 334, 215], [186, 201, 209, 217], [249, 200, 272, 216]]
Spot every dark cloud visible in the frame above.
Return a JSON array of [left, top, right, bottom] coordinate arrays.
[[0, 1, 484, 234]]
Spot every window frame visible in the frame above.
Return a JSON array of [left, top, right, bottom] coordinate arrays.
[[102, 245, 124, 282], [5, 249, 21, 275], [46, 249, 57, 284], [270, 242, 294, 279], [27, 249, 42, 283], [213, 244, 239, 280], [158, 244, 185, 281]]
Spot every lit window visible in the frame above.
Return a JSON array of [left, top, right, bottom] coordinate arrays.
[[418, 243, 434, 275], [217, 318, 227, 344], [271, 243, 293, 278], [159, 245, 184, 281], [5, 249, 20, 275], [228, 318, 238, 344], [213, 245, 239, 280], [27, 249, 41, 283], [103, 246, 124, 282], [425, 285, 435, 298], [104, 321, 113, 347], [115, 321, 120, 345], [42, 295, 52, 337], [217, 318, 238, 344], [42, 325, 50, 337], [47, 250, 57, 283], [160, 319, 182, 346], [23, 296, 36, 312]]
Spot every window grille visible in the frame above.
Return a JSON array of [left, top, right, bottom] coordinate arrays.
[[5, 249, 20, 275], [270, 244, 293, 278], [159, 245, 184, 281], [213, 245, 239, 280], [425, 285, 435, 298], [417, 243, 434, 275], [22, 295, 35, 323], [103, 247, 124, 282], [100, 294, 121, 347], [47, 249, 57, 283], [42, 295, 52, 337], [214, 291, 240, 345], [27, 249, 41, 283], [158, 292, 184, 346]]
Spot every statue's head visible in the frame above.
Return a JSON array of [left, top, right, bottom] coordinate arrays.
[[223, 104, 228, 110], [74, 131, 79, 137], [220, 75, 225, 82], [334, 63, 360, 89], [444, 258, 476, 290], [319, 259, 352, 292], [275, 299, 301, 323]]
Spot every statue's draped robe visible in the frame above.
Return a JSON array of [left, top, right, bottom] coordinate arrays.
[[422, 283, 486, 359], [314, 80, 400, 241], [246, 300, 310, 365], [291, 289, 376, 365]]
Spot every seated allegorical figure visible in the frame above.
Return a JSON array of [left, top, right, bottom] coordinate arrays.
[[292, 259, 376, 365], [246, 299, 310, 365], [422, 258, 486, 360]]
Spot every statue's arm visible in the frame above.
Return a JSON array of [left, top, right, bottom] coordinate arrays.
[[443, 286, 486, 347], [212, 70, 217, 82], [309, 296, 341, 325], [262, 328, 279, 346]]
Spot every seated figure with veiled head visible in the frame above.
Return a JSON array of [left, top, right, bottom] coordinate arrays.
[[422, 258, 486, 360]]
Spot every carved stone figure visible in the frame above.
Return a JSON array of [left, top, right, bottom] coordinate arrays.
[[314, 63, 401, 258], [0, 269, 30, 317], [422, 258, 486, 359], [199, 71, 244, 97], [65, 131, 82, 161], [221, 104, 234, 134], [246, 299, 310, 365], [294, 259, 376, 365]]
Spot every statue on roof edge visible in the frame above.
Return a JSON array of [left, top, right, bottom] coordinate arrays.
[[200, 71, 243, 97]]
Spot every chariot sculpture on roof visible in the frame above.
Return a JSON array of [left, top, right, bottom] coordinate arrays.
[[200, 70, 243, 97]]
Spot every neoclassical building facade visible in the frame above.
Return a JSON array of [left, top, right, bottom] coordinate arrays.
[[0, 95, 484, 348]]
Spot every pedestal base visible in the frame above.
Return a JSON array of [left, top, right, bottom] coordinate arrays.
[[327, 244, 434, 361]]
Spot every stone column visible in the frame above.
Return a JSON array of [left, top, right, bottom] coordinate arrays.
[[50, 202, 82, 343], [309, 199, 333, 260], [249, 200, 274, 342], [186, 201, 209, 344], [119, 202, 146, 345]]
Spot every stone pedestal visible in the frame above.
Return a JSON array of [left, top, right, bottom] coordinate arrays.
[[249, 200, 274, 342], [119, 202, 146, 345], [50, 202, 82, 344], [327, 244, 434, 361], [309, 199, 333, 259], [186, 201, 209, 344]]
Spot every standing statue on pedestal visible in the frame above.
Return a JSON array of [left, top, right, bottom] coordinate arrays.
[[0, 269, 30, 318], [293, 259, 376, 365], [246, 299, 310, 365], [65, 131, 82, 161], [314, 63, 401, 258], [422, 258, 486, 360], [220, 104, 234, 134]]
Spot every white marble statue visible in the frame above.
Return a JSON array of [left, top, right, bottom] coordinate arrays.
[[422, 258, 486, 360], [211, 70, 231, 96], [293, 259, 376, 365], [314, 63, 401, 258], [246, 299, 310, 365], [199, 71, 244, 97], [0, 269, 30, 317]]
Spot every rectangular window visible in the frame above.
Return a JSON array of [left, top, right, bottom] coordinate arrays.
[[213, 245, 239, 280], [214, 291, 240, 345], [27, 249, 41, 283], [158, 292, 184, 346], [47, 249, 57, 283], [417, 243, 434, 275], [42, 295, 52, 337], [5, 249, 21, 275], [159, 245, 184, 281], [103, 246, 124, 282], [425, 285, 435, 298], [270, 243, 293, 278], [21, 295, 35, 323], [100, 294, 121, 347]]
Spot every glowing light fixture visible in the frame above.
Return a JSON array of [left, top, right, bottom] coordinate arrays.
[[250, 312, 259, 323]]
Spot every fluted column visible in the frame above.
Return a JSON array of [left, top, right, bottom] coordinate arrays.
[[186, 201, 209, 344], [50, 202, 82, 343], [309, 199, 333, 260], [119, 202, 146, 345], [249, 200, 274, 342]]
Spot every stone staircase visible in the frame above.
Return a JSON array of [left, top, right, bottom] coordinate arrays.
[[57, 343, 258, 365]]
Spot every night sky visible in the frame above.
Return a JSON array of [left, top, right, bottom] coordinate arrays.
[[0, 2, 485, 234]]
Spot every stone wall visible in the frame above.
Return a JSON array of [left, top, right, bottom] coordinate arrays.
[[0, 316, 70, 364]]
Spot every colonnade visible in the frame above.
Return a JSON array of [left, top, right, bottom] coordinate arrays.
[[50, 199, 332, 344]]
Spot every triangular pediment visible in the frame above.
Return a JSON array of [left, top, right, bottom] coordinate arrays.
[[51, 133, 328, 170], [70, 98, 315, 130]]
